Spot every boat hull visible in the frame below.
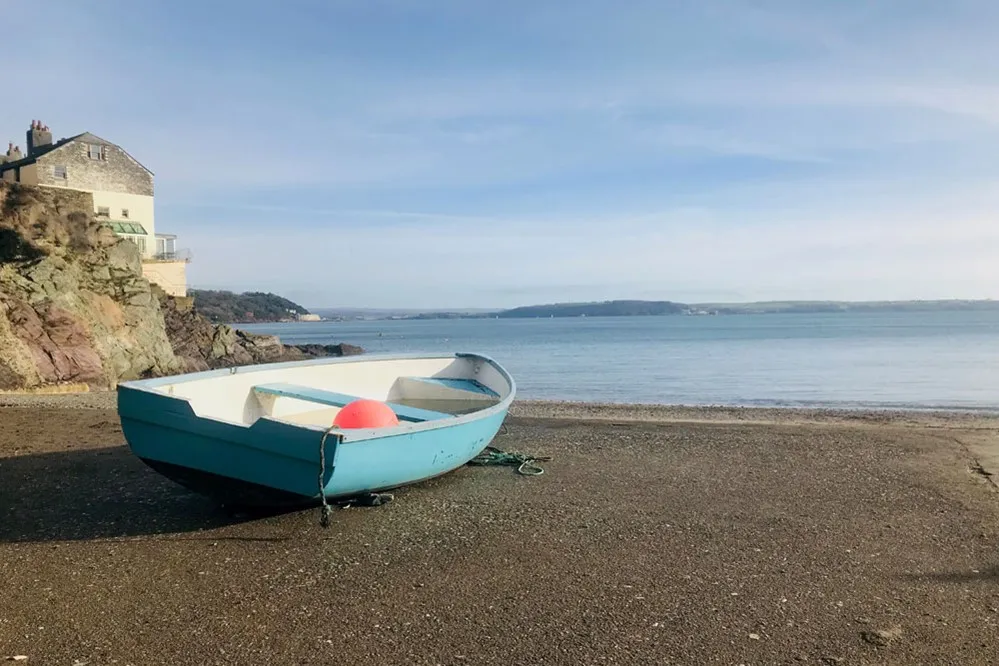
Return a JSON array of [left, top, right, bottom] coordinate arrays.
[[117, 353, 514, 508]]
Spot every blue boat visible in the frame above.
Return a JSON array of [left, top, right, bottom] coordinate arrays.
[[116, 352, 515, 511]]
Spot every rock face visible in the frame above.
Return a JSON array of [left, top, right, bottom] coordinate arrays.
[[0, 183, 361, 391], [158, 291, 363, 373], [0, 184, 181, 389]]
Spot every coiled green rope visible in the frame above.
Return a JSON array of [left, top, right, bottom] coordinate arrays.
[[468, 446, 551, 476]]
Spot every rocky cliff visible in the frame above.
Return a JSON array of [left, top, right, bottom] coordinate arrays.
[[159, 289, 362, 374], [0, 183, 359, 391]]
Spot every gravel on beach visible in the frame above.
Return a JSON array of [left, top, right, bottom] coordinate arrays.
[[2, 396, 999, 664]]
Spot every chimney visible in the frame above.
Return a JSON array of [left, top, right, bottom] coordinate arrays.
[[27, 119, 53, 157], [2, 142, 23, 163]]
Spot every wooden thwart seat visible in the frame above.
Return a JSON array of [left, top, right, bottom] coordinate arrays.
[[252, 382, 451, 423], [402, 377, 500, 398]]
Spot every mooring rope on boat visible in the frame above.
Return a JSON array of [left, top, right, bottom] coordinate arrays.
[[318, 426, 343, 528], [468, 446, 551, 476]]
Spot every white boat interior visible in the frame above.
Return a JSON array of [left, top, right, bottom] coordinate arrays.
[[146, 354, 511, 428]]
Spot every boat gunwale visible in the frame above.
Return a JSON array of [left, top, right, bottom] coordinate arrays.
[[116, 352, 517, 443]]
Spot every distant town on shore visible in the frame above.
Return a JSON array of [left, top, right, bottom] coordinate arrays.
[[190, 290, 999, 323]]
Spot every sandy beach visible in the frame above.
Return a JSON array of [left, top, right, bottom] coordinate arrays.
[[2, 395, 999, 664]]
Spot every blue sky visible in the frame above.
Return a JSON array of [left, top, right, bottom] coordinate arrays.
[[4, 0, 998, 308]]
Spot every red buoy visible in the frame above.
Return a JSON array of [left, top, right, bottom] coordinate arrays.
[[333, 399, 400, 429]]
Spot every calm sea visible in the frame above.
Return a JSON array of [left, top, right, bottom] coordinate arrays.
[[236, 311, 999, 411]]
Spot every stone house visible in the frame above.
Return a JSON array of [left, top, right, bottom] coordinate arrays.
[[0, 120, 188, 296]]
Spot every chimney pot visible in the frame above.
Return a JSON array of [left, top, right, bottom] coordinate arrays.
[[25, 121, 52, 157]]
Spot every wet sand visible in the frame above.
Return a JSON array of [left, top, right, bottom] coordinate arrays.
[[2, 397, 999, 664]]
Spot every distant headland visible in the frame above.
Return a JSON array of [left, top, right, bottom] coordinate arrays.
[[310, 299, 999, 321], [190, 289, 314, 324]]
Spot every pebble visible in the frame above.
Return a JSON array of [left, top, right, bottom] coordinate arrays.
[[861, 625, 903, 647]]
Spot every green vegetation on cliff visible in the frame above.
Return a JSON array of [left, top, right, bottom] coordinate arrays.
[[190, 289, 311, 324]]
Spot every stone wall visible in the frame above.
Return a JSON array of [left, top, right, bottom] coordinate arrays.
[[142, 259, 188, 297], [33, 140, 153, 196]]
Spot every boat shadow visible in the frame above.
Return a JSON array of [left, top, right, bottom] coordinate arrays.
[[0, 445, 297, 544]]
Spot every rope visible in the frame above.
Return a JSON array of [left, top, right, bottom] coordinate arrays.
[[318, 426, 343, 527], [318, 432, 545, 526], [468, 445, 551, 476]]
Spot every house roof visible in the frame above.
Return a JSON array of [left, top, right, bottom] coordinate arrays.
[[0, 131, 154, 176], [1, 132, 85, 166]]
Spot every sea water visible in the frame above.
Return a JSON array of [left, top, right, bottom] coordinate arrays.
[[237, 310, 999, 411]]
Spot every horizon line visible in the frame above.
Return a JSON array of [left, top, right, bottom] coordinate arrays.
[[301, 296, 999, 312]]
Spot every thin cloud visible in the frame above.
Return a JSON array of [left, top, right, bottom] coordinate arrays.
[[1, 0, 997, 306]]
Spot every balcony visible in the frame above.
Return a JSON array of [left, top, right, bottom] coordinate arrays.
[[143, 234, 190, 297], [151, 247, 192, 262], [151, 233, 191, 263]]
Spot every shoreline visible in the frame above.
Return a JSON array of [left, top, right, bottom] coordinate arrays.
[[2, 390, 997, 429], [511, 399, 999, 428]]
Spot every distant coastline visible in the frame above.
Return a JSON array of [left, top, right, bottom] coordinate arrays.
[[309, 298, 999, 321], [190, 289, 316, 324]]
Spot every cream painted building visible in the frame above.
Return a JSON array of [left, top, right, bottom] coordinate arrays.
[[1, 120, 189, 296]]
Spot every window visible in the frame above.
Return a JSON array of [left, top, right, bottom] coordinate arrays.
[[88, 144, 105, 160], [53, 165, 67, 179], [121, 208, 129, 219], [156, 237, 176, 256], [126, 236, 147, 254], [96, 206, 110, 218]]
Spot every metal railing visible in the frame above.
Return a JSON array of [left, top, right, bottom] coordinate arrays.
[[151, 248, 193, 262]]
